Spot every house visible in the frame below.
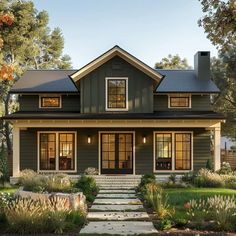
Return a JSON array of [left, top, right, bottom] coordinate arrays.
[[4, 46, 224, 179]]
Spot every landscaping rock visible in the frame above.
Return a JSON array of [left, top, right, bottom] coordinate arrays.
[[15, 190, 87, 211]]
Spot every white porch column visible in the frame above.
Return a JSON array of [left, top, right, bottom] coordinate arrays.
[[214, 126, 221, 171], [12, 126, 20, 177]]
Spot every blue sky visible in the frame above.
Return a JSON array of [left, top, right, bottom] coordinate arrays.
[[32, 0, 218, 68]]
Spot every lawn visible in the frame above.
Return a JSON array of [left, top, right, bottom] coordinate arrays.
[[0, 186, 18, 193], [166, 188, 236, 219]]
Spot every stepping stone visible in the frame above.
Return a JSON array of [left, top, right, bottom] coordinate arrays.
[[96, 193, 136, 198], [99, 186, 135, 190], [99, 189, 135, 194], [93, 198, 142, 205], [90, 204, 145, 212], [87, 211, 149, 221], [79, 221, 158, 235]]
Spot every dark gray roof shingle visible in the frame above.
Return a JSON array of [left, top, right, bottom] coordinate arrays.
[[10, 70, 79, 93], [156, 70, 220, 93]]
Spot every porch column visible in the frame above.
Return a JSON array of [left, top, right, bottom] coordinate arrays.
[[12, 126, 20, 177], [214, 126, 221, 171]]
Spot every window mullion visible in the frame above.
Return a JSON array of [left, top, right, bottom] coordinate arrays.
[[56, 132, 59, 171]]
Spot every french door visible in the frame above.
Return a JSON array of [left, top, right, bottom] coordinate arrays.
[[101, 133, 133, 174]]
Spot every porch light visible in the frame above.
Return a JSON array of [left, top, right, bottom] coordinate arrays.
[[87, 135, 91, 144], [142, 136, 146, 144]]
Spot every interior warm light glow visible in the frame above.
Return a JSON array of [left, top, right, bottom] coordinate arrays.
[[143, 136, 146, 144]]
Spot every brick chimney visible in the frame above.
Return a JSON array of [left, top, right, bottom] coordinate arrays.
[[194, 51, 210, 80]]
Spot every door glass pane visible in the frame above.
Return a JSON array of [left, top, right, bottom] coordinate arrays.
[[175, 133, 191, 170], [155, 133, 172, 170], [59, 133, 75, 170], [118, 134, 132, 170], [40, 133, 56, 170], [101, 134, 115, 169]]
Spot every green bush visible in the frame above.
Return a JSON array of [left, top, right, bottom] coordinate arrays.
[[76, 175, 98, 203], [0, 148, 9, 185], [206, 159, 213, 170], [155, 218, 174, 230], [181, 171, 196, 184], [217, 162, 232, 175], [137, 173, 157, 195]]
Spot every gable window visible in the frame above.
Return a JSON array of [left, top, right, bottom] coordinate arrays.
[[154, 132, 192, 171], [38, 132, 76, 172], [105, 77, 128, 111], [40, 96, 61, 108], [168, 94, 191, 108]]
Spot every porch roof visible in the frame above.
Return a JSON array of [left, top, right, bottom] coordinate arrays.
[[3, 111, 224, 120]]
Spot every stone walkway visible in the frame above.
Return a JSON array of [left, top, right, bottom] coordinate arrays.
[[79, 188, 158, 235]]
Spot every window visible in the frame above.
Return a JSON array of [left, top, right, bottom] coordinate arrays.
[[168, 94, 191, 108], [154, 132, 192, 171], [40, 96, 61, 108], [106, 77, 128, 110], [38, 132, 76, 172]]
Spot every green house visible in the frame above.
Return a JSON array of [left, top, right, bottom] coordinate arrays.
[[4, 46, 224, 179]]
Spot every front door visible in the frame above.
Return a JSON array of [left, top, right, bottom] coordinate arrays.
[[101, 133, 133, 174]]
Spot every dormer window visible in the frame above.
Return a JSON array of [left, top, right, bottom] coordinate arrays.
[[168, 94, 191, 108], [40, 96, 61, 108], [105, 77, 128, 111]]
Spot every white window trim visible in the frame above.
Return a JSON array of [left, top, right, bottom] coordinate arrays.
[[98, 131, 135, 175], [168, 94, 191, 109], [39, 95, 62, 109], [105, 77, 128, 111], [37, 131, 77, 173], [153, 131, 193, 173]]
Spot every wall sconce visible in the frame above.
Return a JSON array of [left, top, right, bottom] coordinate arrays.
[[87, 135, 91, 144], [142, 136, 146, 144]]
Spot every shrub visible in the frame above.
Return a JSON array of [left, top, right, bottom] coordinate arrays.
[[137, 173, 157, 195], [0, 192, 13, 225], [0, 148, 9, 185], [206, 159, 213, 170], [4, 196, 79, 234], [169, 173, 176, 183], [76, 175, 98, 203], [181, 172, 196, 184], [194, 169, 224, 187], [144, 184, 174, 219], [155, 218, 174, 230], [217, 162, 232, 175], [186, 195, 236, 231], [18, 170, 73, 193], [84, 167, 99, 175]]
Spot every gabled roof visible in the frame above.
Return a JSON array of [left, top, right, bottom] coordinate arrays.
[[71, 45, 163, 82], [156, 69, 220, 93], [10, 70, 79, 93]]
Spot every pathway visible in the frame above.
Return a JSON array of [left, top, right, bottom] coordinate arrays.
[[79, 187, 158, 235]]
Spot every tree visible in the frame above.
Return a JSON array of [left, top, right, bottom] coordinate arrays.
[[199, 0, 236, 140], [0, 0, 72, 155], [155, 54, 191, 69], [198, 0, 236, 53]]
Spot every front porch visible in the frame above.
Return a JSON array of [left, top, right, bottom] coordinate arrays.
[[11, 119, 222, 178]]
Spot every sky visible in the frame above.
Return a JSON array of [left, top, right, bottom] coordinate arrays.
[[32, 0, 218, 69]]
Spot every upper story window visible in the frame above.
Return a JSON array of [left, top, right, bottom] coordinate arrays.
[[168, 94, 191, 108], [40, 96, 61, 108], [105, 77, 128, 111]]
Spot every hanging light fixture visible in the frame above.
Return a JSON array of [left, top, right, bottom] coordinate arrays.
[[142, 136, 146, 144], [87, 135, 91, 144]]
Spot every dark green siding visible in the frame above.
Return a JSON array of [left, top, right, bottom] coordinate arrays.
[[154, 95, 212, 111], [19, 95, 80, 112], [19, 128, 211, 174], [20, 130, 37, 171], [80, 56, 154, 113]]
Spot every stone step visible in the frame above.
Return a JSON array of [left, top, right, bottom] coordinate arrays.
[[87, 211, 149, 221], [98, 184, 137, 187], [93, 198, 142, 205], [96, 193, 136, 199], [79, 221, 158, 235], [99, 189, 136, 194], [99, 186, 135, 190], [90, 204, 145, 212]]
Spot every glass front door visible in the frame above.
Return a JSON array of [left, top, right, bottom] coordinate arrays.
[[101, 133, 133, 174]]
